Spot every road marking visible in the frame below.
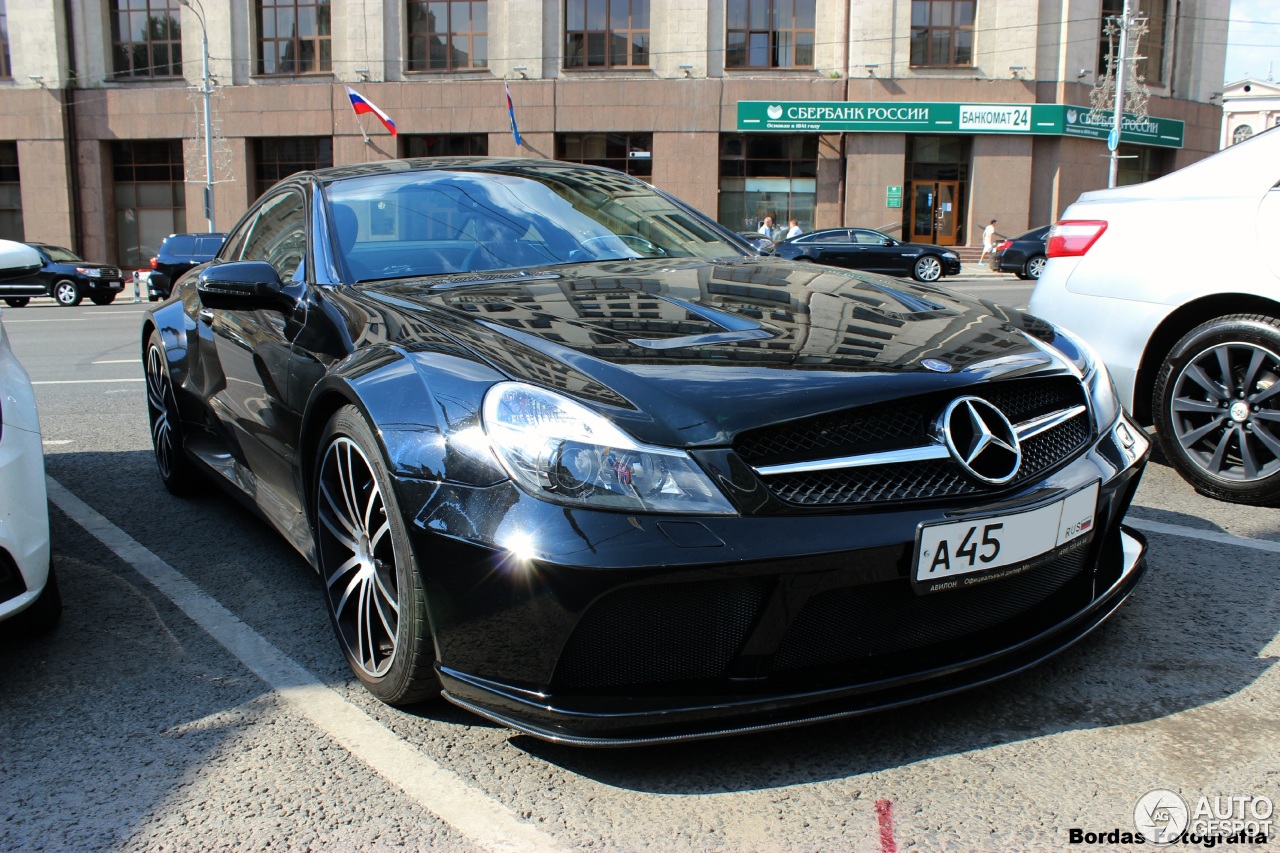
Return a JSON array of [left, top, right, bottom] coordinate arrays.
[[92, 358, 139, 364], [42, 439, 73, 446], [876, 800, 898, 853], [1126, 517, 1280, 555], [31, 378, 145, 385], [45, 476, 569, 853]]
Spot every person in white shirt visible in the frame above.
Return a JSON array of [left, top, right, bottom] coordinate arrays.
[[785, 219, 802, 240], [758, 216, 775, 238], [979, 219, 998, 263]]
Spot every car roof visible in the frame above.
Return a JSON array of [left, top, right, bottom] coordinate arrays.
[[287, 157, 631, 186]]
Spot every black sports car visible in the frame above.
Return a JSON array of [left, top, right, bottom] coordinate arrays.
[[773, 228, 962, 282], [992, 225, 1051, 280], [143, 159, 1149, 746]]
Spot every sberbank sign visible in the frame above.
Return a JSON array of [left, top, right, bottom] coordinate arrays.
[[737, 101, 1184, 148]]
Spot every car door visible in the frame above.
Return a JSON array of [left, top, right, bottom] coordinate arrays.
[[200, 190, 311, 536], [851, 230, 900, 273], [809, 231, 858, 267]]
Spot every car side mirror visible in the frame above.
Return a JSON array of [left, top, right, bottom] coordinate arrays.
[[881, 238, 894, 246], [197, 261, 291, 311]]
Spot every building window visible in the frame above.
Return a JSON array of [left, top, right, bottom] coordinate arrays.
[[0, 142, 22, 240], [910, 0, 974, 67], [718, 134, 816, 233], [257, 0, 331, 75], [253, 137, 333, 196], [726, 0, 814, 69], [110, 0, 182, 78], [1232, 124, 1254, 145], [0, 0, 11, 80], [402, 134, 488, 157], [407, 1, 487, 71], [1097, 0, 1167, 87], [113, 140, 185, 269], [556, 133, 652, 177], [565, 0, 649, 68], [1116, 144, 1168, 186]]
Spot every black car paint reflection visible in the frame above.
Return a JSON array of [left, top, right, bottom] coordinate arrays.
[[143, 158, 1147, 745]]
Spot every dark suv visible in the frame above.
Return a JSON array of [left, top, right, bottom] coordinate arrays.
[[26, 243, 126, 306], [148, 232, 226, 301]]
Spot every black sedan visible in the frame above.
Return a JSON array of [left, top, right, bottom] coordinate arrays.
[[143, 159, 1149, 745], [774, 228, 962, 282], [26, 243, 126, 306], [992, 225, 1051, 279]]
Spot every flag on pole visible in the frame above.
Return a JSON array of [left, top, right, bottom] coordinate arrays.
[[505, 81, 523, 147], [345, 86, 397, 137]]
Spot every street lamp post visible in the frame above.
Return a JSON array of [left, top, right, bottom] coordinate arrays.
[[1107, 0, 1132, 189], [179, 0, 215, 231]]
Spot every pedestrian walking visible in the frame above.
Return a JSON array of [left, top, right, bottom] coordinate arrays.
[[979, 219, 998, 264]]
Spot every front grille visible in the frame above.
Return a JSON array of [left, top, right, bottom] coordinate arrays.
[[552, 577, 772, 690], [738, 377, 1091, 507], [99, 267, 123, 279], [773, 545, 1090, 671]]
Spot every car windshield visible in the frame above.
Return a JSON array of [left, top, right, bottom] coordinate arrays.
[[323, 165, 746, 283], [41, 245, 83, 263]]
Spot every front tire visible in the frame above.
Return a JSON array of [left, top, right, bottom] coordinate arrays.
[[314, 406, 438, 705], [4, 297, 29, 308], [145, 329, 201, 495], [912, 255, 943, 282], [1153, 314, 1280, 505], [53, 279, 82, 307]]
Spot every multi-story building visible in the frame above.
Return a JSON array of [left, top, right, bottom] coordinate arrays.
[[0, 0, 1228, 268]]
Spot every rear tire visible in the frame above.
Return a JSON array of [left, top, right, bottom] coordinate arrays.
[[314, 406, 439, 705], [1153, 313, 1280, 505], [1024, 255, 1046, 280], [3, 297, 30, 308], [53, 279, 81, 307], [145, 329, 201, 495]]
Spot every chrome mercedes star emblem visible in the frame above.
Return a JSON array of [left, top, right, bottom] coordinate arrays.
[[939, 396, 1022, 484], [921, 358, 953, 373]]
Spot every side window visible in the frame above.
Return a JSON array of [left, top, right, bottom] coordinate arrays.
[[241, 192, 306, 281], [220, 216, 257, 262], [165, 235, 196, 255], [853, 231, 883, 245], [822, 231, 852, 244], [195, 236, 223, 256]]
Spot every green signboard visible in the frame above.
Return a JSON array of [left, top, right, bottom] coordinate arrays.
[[886, 185, 903, 208], [736, 101, 1184, 149]]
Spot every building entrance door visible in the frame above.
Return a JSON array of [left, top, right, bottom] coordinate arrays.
[[909, 181, 960, 245]]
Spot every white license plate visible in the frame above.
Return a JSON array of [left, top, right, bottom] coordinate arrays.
[[914, 481, 1100, 593]]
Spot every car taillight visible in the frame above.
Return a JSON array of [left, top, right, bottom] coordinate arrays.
[[150, 257, 158, 269], [995, 240, 1012, 252], [1047, 220, 1108, 258]]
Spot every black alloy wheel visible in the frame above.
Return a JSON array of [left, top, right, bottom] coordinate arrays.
[[53, 279, 82, 307], [912, 255, 943, 282], [1153, 314, 1280, 505], [3, 297, 29, 308], [145, 330, 199, 494], [314, 406, 437, 705]]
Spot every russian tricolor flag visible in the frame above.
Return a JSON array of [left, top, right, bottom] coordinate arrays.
[[346, 86, 397, 137]]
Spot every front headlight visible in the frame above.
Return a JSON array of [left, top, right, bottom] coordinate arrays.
[[942, 250, 959, 259], [482, 382, 736, 515], [76, 267, 102, 278]]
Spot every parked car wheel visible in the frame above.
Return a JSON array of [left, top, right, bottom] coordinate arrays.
[[0, 561, 62, 637], [912, 255, 943, 282], [1152, 314, 1280, 505], [52, 279, 81, 307], [89, 293, 117, 306], [145, 330, 201, 495], [1021, 255, 1046, 280], [3, 297, 29, 308], [314, 405, 438, 706]]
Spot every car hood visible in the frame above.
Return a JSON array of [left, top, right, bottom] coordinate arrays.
[[359, 257, 1072, 446]]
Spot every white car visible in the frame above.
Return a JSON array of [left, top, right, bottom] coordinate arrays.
[[0, 240, 58, 634], [1030, 127, 1280, 505]]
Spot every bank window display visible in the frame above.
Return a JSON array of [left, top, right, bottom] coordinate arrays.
[[556, 133, 652, 177], [110, 0, 182, 78], [718, 134, 816, 235], [112, 140, 185, 269], [0, 142, 21, 241], [0, 0, 12, 79], [253, 137, 333, 197], [564, 0, 649, 68], [1116, 144, 1168, 186], [1097, 0, 1167, 86], [257, 0, 332, 75], [407, 1, 487, 71], [904, 135, 970, 246], [910, 0, 974, 67], [402, 134, 488, 158], [726, 0, 815, 69]]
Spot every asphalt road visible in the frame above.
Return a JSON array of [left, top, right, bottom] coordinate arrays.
[[1, 285, 1276, 852]]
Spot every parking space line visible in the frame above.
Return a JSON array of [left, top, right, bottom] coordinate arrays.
[[46, 476, 569, 853], [1126, 517, 1280, 555], [31, 378, 145, 385]]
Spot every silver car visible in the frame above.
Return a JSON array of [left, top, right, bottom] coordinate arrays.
[[1030, 127, 1280, 505]]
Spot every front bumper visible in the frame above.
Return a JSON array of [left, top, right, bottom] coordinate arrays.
[[941, 256, 962, 275], [403, 415, 1149, 746]]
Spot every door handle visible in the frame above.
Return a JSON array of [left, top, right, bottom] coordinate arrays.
[[199, 308, 214, 325]]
